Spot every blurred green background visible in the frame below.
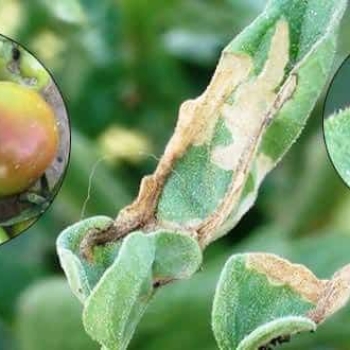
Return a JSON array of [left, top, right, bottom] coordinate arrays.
[[0, 0, 349, 349]]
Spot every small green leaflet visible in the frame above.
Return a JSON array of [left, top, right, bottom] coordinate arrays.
[[324, 108, 350, 187]]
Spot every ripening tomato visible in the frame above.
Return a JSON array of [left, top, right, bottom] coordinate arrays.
[[0, 82, 59, 197]]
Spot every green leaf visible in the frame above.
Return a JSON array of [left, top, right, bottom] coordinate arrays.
[[83, 232, 155, 350], [57, 218, 202, 349], [236, 316, 316, 350], [324, 108, 350, 187], [56, 216, 118, 302], [152, 230, 202, 281], [212, 253, 350, 350]]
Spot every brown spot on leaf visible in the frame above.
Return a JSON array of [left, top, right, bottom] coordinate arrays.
[[246, 253, 350, 325], [246, 253, 325, 304], [308, 264, 350, 324]]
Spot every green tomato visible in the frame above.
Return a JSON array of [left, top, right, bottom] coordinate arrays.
[[0, 82, 59, 197]]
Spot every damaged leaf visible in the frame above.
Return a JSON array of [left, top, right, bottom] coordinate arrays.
[[79, 0, 347, 253], [83, 232, 156, 350], [212, 253, 350, 350]]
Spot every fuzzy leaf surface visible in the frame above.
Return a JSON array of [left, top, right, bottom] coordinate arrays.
[[324, 108, 350, 187], [57, 217, 202, 349], [212, 253, 350, 350]]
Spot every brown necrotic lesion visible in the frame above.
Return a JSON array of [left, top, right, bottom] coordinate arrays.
[[211, 20, 290, 172], [80, 20, 298, 257], [246, 253, 350, 326]]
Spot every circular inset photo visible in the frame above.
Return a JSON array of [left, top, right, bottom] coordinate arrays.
[[323, 54, 350, 188], [0, 35, 70, 243]]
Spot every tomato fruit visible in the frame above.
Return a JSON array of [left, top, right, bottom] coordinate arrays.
[[0, 82, 59, 197]]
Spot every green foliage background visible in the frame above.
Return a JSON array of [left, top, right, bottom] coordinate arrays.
[[0, 0, 349, 349]]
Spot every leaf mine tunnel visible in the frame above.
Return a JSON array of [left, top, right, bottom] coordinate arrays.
[[80, 0, 346, 256]]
